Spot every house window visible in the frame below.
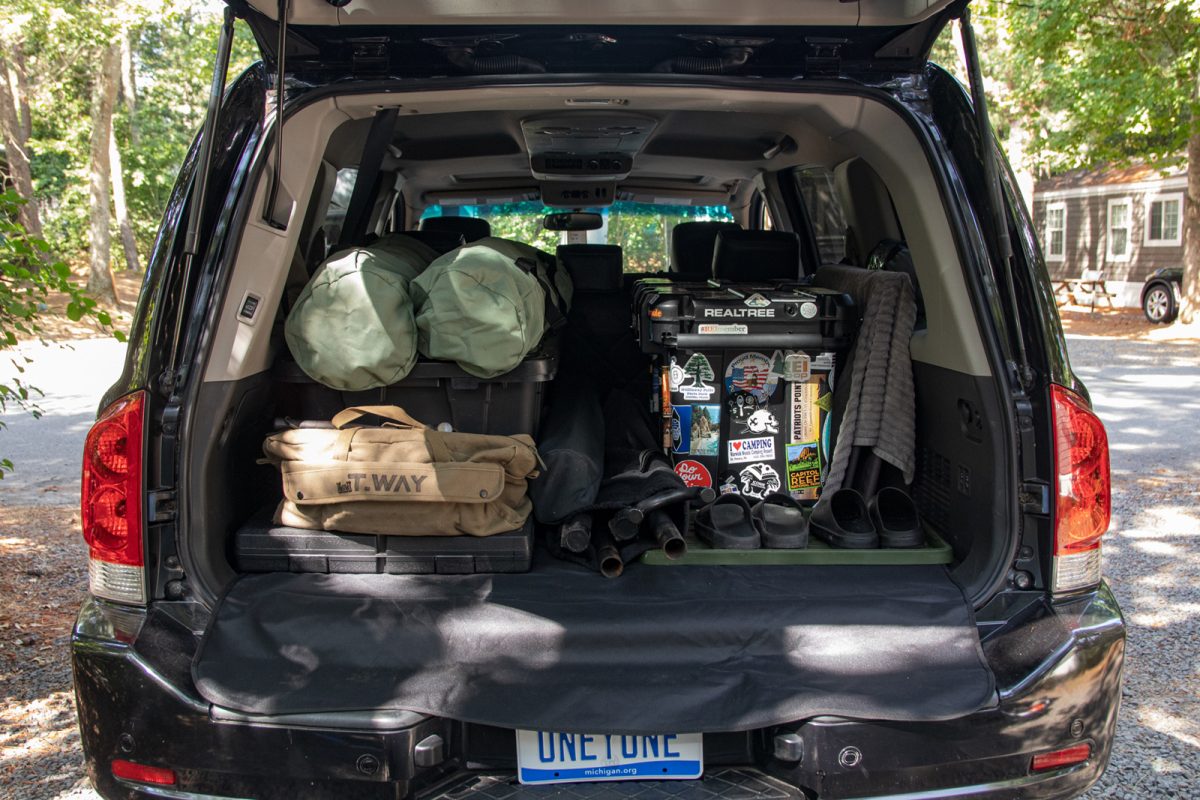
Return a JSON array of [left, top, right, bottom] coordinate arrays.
[[1106, 198, 1132, 262], [1044, 202, 1066, 261], [1145, 192, 1183, 247]]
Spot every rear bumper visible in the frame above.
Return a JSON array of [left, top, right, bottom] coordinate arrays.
[[72, 584, 1124, 800]]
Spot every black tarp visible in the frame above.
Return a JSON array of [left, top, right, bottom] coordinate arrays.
[[192, 563, 996, 733]]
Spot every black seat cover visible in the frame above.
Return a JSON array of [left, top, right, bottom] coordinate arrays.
[[712, 230, 801, 282], [557, 244, 624, 293], [419, 215, 491, 243], [556, 244, 644, 387], [401, 229, 467, 255], [670, 221, 740, 278]]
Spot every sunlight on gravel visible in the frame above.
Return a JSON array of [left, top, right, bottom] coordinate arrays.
[[0, 505, 93, 799]]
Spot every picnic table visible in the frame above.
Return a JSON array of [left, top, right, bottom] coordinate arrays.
[[1053, 270, 1117, 311]]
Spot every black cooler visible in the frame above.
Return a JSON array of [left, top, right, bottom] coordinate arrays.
[[636, 231, 856, 502]]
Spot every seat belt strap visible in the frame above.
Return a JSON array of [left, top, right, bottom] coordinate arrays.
[[338, 107, 399, 249]]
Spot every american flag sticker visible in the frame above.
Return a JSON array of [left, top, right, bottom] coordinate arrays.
[[724, 352, 778, 401]]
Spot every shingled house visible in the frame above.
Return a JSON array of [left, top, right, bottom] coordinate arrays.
[[1030, 163, 1187, 307]]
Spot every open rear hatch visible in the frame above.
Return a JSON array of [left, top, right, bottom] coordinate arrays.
[[232, 0, 960, 81], [193, 561, 994, 731]]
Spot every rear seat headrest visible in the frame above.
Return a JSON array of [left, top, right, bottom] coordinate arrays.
[[712, 230, 801, 282], [556, 244, 624, 292], [670, 221, 741, 278], [400, 229, 467, 255], [419, 215, 491, 243]]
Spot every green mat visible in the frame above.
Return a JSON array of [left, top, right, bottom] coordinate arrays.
[[640, 526, 953, 566]]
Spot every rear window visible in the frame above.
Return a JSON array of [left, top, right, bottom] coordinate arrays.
[[793, 167, 848, 264], [420, 201, 734, 273]]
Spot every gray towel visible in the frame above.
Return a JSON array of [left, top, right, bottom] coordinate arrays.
[[814, 265, 917, 491]]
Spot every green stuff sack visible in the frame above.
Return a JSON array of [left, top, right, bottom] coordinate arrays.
[[285, 237, 435, 391], [474, 236, 573, 315], [412, 241, 550, 378]]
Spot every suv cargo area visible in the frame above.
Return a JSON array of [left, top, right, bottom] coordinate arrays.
[[168, 85, 1012, 726], [72, 4, 1124, 799]]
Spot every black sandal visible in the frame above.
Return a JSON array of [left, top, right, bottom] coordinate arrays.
[[869, 487, 923, 548], [810, 488, 878, 549], [694, 494, 761, 550], [751, 493, 809, 549]]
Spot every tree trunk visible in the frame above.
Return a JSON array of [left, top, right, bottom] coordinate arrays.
[[1179, 69, 1200, 326], [11, 48, 30, 142], [110, 130, 141, 273], [0, 47, 42, 240], [120, 31, 138, 146], [87, 42, 122, 304], [1179, 123, 1200, 325]]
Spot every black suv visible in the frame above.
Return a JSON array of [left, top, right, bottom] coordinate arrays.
[[73, 2, 1124, 798]]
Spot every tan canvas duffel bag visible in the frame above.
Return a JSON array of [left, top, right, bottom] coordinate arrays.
[[263, 406, 541, 536]]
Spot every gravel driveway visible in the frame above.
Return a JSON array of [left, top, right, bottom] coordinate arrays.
[[0, 332, 1196, 798]]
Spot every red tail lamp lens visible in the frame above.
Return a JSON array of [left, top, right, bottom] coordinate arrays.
[[1051, 385, 1110, 555], [82, 392, 145, 566], [111, 758, 176, 785], [1031, 743, 1091, 772]]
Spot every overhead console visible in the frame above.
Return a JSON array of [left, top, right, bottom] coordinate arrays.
[[540, 181, 616, 208], [521, 113, 658, 181]]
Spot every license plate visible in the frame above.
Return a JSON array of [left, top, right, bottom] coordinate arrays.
[[515, 730, 703, 785]]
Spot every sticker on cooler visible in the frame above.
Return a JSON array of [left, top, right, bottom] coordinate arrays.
[[668, 357, 685, 392], [697, 323, 748, 335], [724, 352, 779, 403], [735, 408, 778, 436], [674, 460, 712, 488], [786, 442, 822, 494], [781, 352, 811, 383], [789, 377, 830, 501], [671, 406, 691, 454], [743, 293, 771, 308], [727, 436, 775, 464], [678, 353, 717, 400], [738, 463, 782, 499], [689, 404, 720, 456], [516, 730, 703, 785]]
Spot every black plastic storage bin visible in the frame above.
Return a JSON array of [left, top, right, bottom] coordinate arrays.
[[273, 347, 557, 436], [234, 508, 534, 574]]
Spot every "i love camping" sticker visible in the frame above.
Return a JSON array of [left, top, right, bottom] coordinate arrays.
[[727, 436, 775, 464]]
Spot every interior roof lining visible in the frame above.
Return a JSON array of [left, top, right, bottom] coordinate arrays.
[[322, 97, 863, 199]]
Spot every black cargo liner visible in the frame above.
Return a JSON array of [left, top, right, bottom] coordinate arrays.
[[272, 347, 557, 436], [233, 507, 533, 574], [193, 562, 997, 732]]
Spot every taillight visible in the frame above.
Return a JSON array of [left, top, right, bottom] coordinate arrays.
[[111, 759, 176, 786], [81, 392, 146, 605], [1030, 742, 1091, 772], [1050, 385, 1110, 594]]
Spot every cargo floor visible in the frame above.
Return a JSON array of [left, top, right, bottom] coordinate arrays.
[[192, 561, 996, 733]]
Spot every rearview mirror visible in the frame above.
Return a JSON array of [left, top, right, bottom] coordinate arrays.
[[543, 212, 603, 231]]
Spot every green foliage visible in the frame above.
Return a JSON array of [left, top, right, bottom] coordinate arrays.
[[10, 0, 260, 260], [423, 201, 733, 273], [1012, 1, 1198, 172], [122, 10, 260, 252], [938, 1, 1200, 173], [0, 190, 123, 477]]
